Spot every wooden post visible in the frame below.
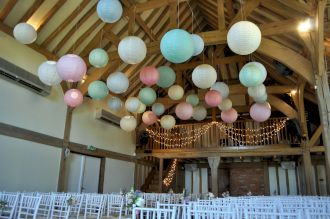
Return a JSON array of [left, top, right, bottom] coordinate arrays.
[[158, 158, 164, 192], [98, 157, 106, 193], [134, 160, 138, 189], [57, 107, 73, 192], [303, 150, 315, 195], [208, 157, 220, 196]]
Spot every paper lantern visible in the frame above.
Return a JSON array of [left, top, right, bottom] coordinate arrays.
[[106, 72, 129, 94], [218, 98, 232, 111], [89, 48, 109, 68], [175, 102, 193, 120], [250, 102, 271, 122], [140, 66, 160, 86], [97, 0, 123, 23], [120, 116, 137, 132], [137, 103, 146, 113], [254, 93, 268, 103], [211, 82, 229, 99], [186, 94, 199, 106], [13, 23, 37, 44], [37, 61, 62, 86], [88, 80, 108, 100], [108, 97, 122, 111], [193, 106, 207, 121], [152, 103, 165, 116], [192, 64, 217, 89], [56, 54, 86, 82], [191, 34, 204, 56], [227, 21, 261, 55], [125, 97, 141, 112], [205, 90, 222, 107], [64, 89, 83, 108], [157, 66, 176, 88], [160, 115, 176, 130], [142, 111, 158, 125], [221, 108, 238, 124], [248, 84, 266, 98], [239, 62, 267, 87], [168, 85, 184, 100], [118, 36, 146, 64], [160, 29, 194, 63], [138, 87, 156, 106]]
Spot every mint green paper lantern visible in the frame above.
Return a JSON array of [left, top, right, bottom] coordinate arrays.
[[186, 94, 199, 106], [160, 29, 194, 63], [239, 62, 267, 87], [138, 87, 156, 106], [157, 66, 176, 88], [89, 48, 109, 68], [88, 80, 109, 100]]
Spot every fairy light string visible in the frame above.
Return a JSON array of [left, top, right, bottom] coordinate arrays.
[[163, 159, 178, 187], [146, 118, 289, 148]]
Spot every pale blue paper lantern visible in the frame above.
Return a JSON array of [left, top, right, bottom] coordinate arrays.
[[193, 105, 207, 121], [97, 0, 123, 23], [191, 34, 204, 56], [138, 87, 156, 106], [160, 29, 194, 63], [239, 62, 267, 87], [89, 48, 109, 68], [108, 97, 122, 111], [88, 80, 109, 100], [186, 94, 199, 106], [157, 66, 176, 88], [152, 103, 165, 116]]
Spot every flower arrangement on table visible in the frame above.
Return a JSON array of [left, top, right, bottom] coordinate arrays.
[[126, 188, 145, 209], [66, 196, 77, 206], [246, 191, 252, 196], [0, 200, 8, 215], [202, 192, 215, 199], [222, 191, 230, 198]]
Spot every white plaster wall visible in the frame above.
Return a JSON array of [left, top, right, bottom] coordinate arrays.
[[0, 135, 61, 192]]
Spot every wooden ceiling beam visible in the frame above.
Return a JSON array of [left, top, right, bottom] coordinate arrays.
[[19, 0, 46, 23], [277, 0, 314, 16], [0, 0, 17, 21], [217, 0, 226, 30], [229, 0, 260, 27], [135, 0, 187, 13]]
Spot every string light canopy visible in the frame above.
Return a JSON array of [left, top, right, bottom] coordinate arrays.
[[163, 159, 178, 187], [146, 118, 288, 148]]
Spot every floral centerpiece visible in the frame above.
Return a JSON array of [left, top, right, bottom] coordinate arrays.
[[202, 192, 215, 199], [0, 200, 8, 215], [246, 191, 252, 196], [126, 188, 145, 209], [222, 191, 230, 198], [66, 196, 77, 206]]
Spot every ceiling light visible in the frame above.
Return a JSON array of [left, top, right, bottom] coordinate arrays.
[[298, 18, 312, 32]]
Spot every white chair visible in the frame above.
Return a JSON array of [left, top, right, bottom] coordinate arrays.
[[132, 206, 177, 219], [106, 194, 124, 218], [67, 194, 83, 218], [0, 192, 19, 219], [37, 193, 53, 219], [189, 203, 235, 219], [84, 194, 105, 219], [49, 194, 70, 219], [157, 201, 187, 219], [17, 195, 42, 219]]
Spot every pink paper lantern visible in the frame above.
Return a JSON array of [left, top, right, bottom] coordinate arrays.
[[221, 108, 238, 123], [64, 89, 83, 107], [175, 102, 193, 120], [250, 102, 271, 122], [56, 54, 87, 82], [142, 111, 158, 125], [140, 66, 160, 86], [205, 90, 222, 107]]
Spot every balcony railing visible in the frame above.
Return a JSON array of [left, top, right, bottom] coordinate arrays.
[[144, 117, 293, 150]]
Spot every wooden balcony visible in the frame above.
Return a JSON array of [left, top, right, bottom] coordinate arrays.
[[136, 118, 325, 158]]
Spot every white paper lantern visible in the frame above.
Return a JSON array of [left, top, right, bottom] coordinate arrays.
[[125, 97, 141, 113], [97, 0, 123, 23], [107, 97, 122, 111], [254, 93, 268, 103], [248, 84, 266, 98], [13, 23, 37, 44], [120, 116, 137, 132], [160, 115, 176, 130], [193, 106, 207, 121], [211, 82, 230, 99], [168, 85, 184, 100], [118, 36, 147, 64], [192, 64, 217, 89], [89, 48, 109, 68], [191, 34, 204, 56], [218, 98, 232, 111], [227, 21, 261, 55], [37, 61, 62, 86], [137, 103, 146, 113], [152, 103, 165, 116], [106, 72, 129, 94]]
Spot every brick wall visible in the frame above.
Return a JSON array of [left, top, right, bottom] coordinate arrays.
[[229, 163, 266, 196]]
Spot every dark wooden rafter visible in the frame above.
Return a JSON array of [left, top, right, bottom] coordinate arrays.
[[0, 0, 17, 21], [19, 0, 46, 23], [36, 0, 67, 32]]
